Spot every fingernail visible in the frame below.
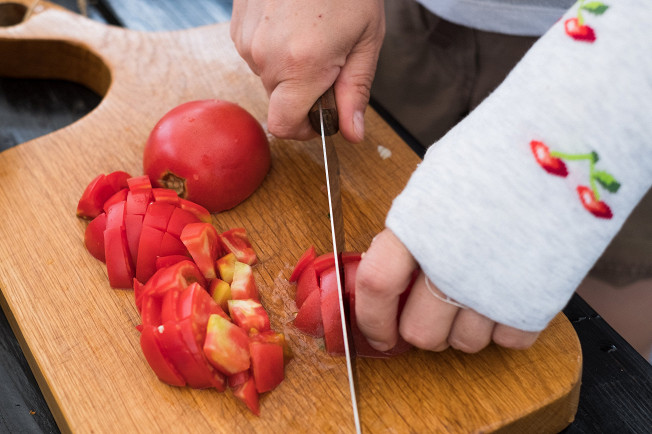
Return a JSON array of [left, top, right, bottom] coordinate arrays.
[[367, 339, 391, 352], [353, 110, 365, 141]]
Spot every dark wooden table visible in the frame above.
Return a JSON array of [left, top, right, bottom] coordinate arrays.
[[1, 1, 650, 433]]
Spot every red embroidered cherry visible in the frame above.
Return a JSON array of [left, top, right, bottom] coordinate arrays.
[[564, 18, 596, 42], [530, 141, 568, 177], [577, 185, 612, 219]]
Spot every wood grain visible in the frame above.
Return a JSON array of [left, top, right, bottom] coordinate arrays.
[[0, 1, 582, 432]]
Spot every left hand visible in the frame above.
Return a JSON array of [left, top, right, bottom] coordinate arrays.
[[354, 229, 540, 353]]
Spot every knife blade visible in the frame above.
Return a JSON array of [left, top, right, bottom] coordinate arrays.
[[309, 88, 361, 434]]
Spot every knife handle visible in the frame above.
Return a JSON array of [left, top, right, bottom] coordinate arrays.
[[309, 86, 339, 136]]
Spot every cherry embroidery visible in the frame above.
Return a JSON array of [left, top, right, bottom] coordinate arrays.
[[577, 186, 613, 219], [530, 141, 568, 177], [530, 140, 620, 219], [564, 0, 609, 43]]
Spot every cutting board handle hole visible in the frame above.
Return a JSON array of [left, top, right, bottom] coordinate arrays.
[[0, 3, 28, 27]]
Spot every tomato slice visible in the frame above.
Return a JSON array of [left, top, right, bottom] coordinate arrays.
[[105, 170, 132, 191], [104, 226, 135, 289], [135, 226, 165, 284], [166, 206, 201, 238], [293, 289, 324, 337], [180, 223, 220, 280], [249, 340, 284, 393], [231, 373, 259, 416], [105, 200, 127, 230], [142, 260, 206, 299], [220, 228, 257, 265], [289, 245, 315, 282], [227, 299, 270, 334], [127, 175, 152, 192], [156, 320, 216, 389], [155, 255, 190, 270], [124, 213, 144, 265], [203, 314, 251, 376], [152, 187, 180, 205], [177, 316, 227, 391], [179, 198, 211, 223], [295, 263, 318, 309], [160, 287, 181, 324], [77, 174, 116, 219], [142, 201, 176, 231], [140, 324, 186, 387], [84, 213, 107, 262], [125, 190, 152, 216], [177, 282, 228, 324], [159, 232, 188, 257], [319, 266, 344, 355], [102, 188, 128, 214], [230, 262, 259, 300]]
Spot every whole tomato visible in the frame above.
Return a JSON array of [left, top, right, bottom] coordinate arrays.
[[143, 100, 271, 213]]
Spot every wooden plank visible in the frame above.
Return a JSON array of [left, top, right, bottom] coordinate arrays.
[[0, 2, 581, 432]]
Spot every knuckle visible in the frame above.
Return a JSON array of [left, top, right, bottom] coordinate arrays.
[[493, 329, 538, 350], [399, 322, 448, 352], [448, 335, 487, 354]]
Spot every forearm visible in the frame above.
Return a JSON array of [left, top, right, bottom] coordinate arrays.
[[386, 0, 652, 331]]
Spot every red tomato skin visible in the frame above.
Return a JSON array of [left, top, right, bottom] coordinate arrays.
[[143, 99, 271, 213], [105, 171, 132, 191], [156, 320, 216, 389], [249, 341, 284, 393], [155, 255, 189, 270], [232, 374, 260, 416], [102, 188, 128, 214], [104, 226, 135, 289], [289, 246, 315, 282], [140, 324, 186, 387], [319, 267, 345, 355], [84, 213, 107, 262], [293, 289, 324, 337], [135, 226, 165, 284], [166, 207, 201, 238], [77, 174, 115, 219], [176, 316, 227, 391], [142, 201, 177, 231], [220, 228, 257, 265], [295, 263, 319, 309]]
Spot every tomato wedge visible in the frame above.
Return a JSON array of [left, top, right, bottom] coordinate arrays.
[[140, 324, 186, 387], [84, 213, 107, 262], [220, 228, 257, 265], [289, 245, 315, 283]]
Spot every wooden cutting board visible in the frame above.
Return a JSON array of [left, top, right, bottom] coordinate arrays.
[[0, 1, 582, 432]]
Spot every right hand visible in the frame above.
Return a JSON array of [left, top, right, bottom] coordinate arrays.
[[230, 0, 385, 143]]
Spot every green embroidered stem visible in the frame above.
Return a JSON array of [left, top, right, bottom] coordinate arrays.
[[549, 151, 593, 161], [550, 150, 602, 199]]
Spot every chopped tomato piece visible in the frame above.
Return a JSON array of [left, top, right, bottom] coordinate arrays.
[[220, 228, 257, 265], [230, 261, 259, 300], [104, 226, 135, 289], [179, 198, 211, 223], [208, 278, 231, 311], [102, 188, 128, 214], [232, 373, 259, 416], [295, 263, 318, 309], [319, 266, 345, 355], [293, 289, 324, 337], [84, 212, 107, 262], [155, 255, 190, 270], [105, 170, 132, 191], [177, 282, 228, 324], [125, 190, 152, 216], [159, 232, 188, 257], [156, 320, 216, 389], [105, 200, 127, 230], [142, 201, 176, 231], [140, 324, 186, 387], [166, 206, 201, 238], [203, 314, 251, 375], [76, 174, 116, 219], [176, 316, 227, 391], [127, 175, 152, 192], [216, 253, 237, 284], [249, 340, 284, 393], [124, 214, 144, 264], [228, 299, 270, 333], [135, 226, 165, 284], [289, 245, 315, 282], [180, 223, 220, 279], [152, 187, 180, 205]]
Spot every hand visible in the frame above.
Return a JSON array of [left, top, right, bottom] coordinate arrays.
[[355, 229, 540, 353], [230, 0, 385, 142]]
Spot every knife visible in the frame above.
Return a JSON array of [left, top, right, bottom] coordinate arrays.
[[309, 88, 361, 434]]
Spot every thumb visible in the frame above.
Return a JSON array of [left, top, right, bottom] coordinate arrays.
[[333, 45, 381, 143]]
